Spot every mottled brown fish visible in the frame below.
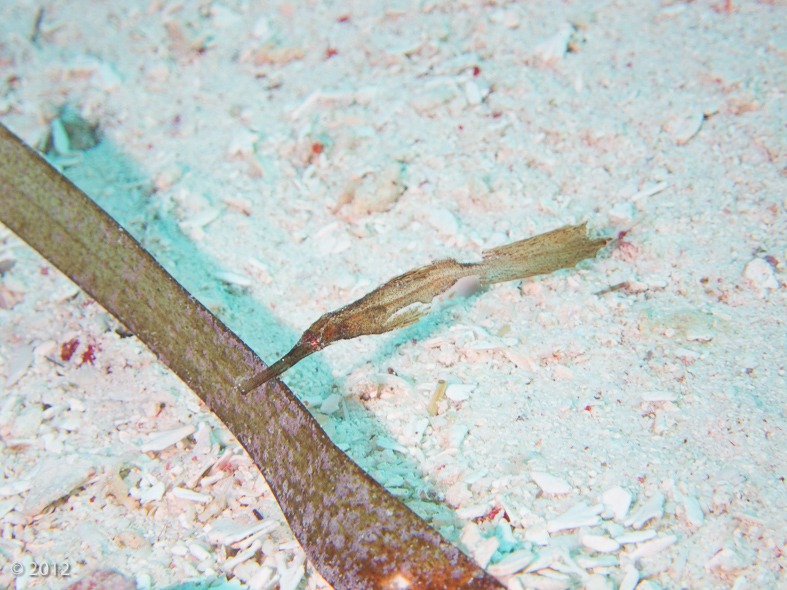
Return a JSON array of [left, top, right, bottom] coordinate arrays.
[[239, 222, 609, 394]]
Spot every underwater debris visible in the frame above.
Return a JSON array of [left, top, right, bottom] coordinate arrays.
[[239, 223, 610, 393], [43, 105, 100, 155]]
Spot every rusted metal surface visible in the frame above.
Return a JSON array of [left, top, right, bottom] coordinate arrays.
[[0, 123, 504, 590]]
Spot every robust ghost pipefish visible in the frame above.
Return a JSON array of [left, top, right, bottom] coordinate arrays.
[[239, 222, 609, 394]]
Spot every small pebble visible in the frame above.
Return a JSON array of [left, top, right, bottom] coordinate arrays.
[[743, 258, 778, 291], [427, 208, 460, 236]]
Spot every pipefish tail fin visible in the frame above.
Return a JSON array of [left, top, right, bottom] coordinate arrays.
[[478, 222, 610, 284]]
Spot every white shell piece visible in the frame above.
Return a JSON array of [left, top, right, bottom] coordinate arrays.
[[630, 535, 677, 560], [171, 487, 212, 504], [21, 456, 95, 516], [464, 80, 482, 106], [681, 495, 705, 526], [221, 539, 262, 572], [534, 24, 573, 63], [0, 499, 17, 519], [531, 472, 571, 495], [575, 554, 619, 569], [512, 573, 570, 590], [581, 534, 620, 553], [686, 328, 715, 342], [11, 403, 42, 438], [248, 566, 274, 590], [139, 481, 165, 504], [524, 547, 561, 572], [602, 485, 632, 521], [0, 479, 32, 497], [187, 208, 221, 229], [92, 62, 122, 92], [488, 549, 536, 576], [427, 208, 460, 236], [5, 345, 33, 388], [546, 502, 603, 533], [473, 536, 500, 569], [630, 181, 669, 202], [609, 201, 636, 224], [496, 519, 518, 552], [445, 383, 476, 402], [619, 567, 640, 590], [455, 503, 489, 520], [51, 117, 71, 155], [732, 511, 766, 525], [624, 492, 665, 529], [206, 519, 279, 546], [227, 128, 260, 158], [673, 112, 704, 145], [615, 530, 656, 545], [214, 270, 252, 287], [318, 394, 342, 414], [524, 524, 550, 546], [140, 424, 197, 453], [584, 574, 614, 590], [641, 391, 677, 402], [448, 424, 469, 448], [188, 543, 212, 562]]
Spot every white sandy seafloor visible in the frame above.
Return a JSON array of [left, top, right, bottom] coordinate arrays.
[[1, 0, 786, 589]]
